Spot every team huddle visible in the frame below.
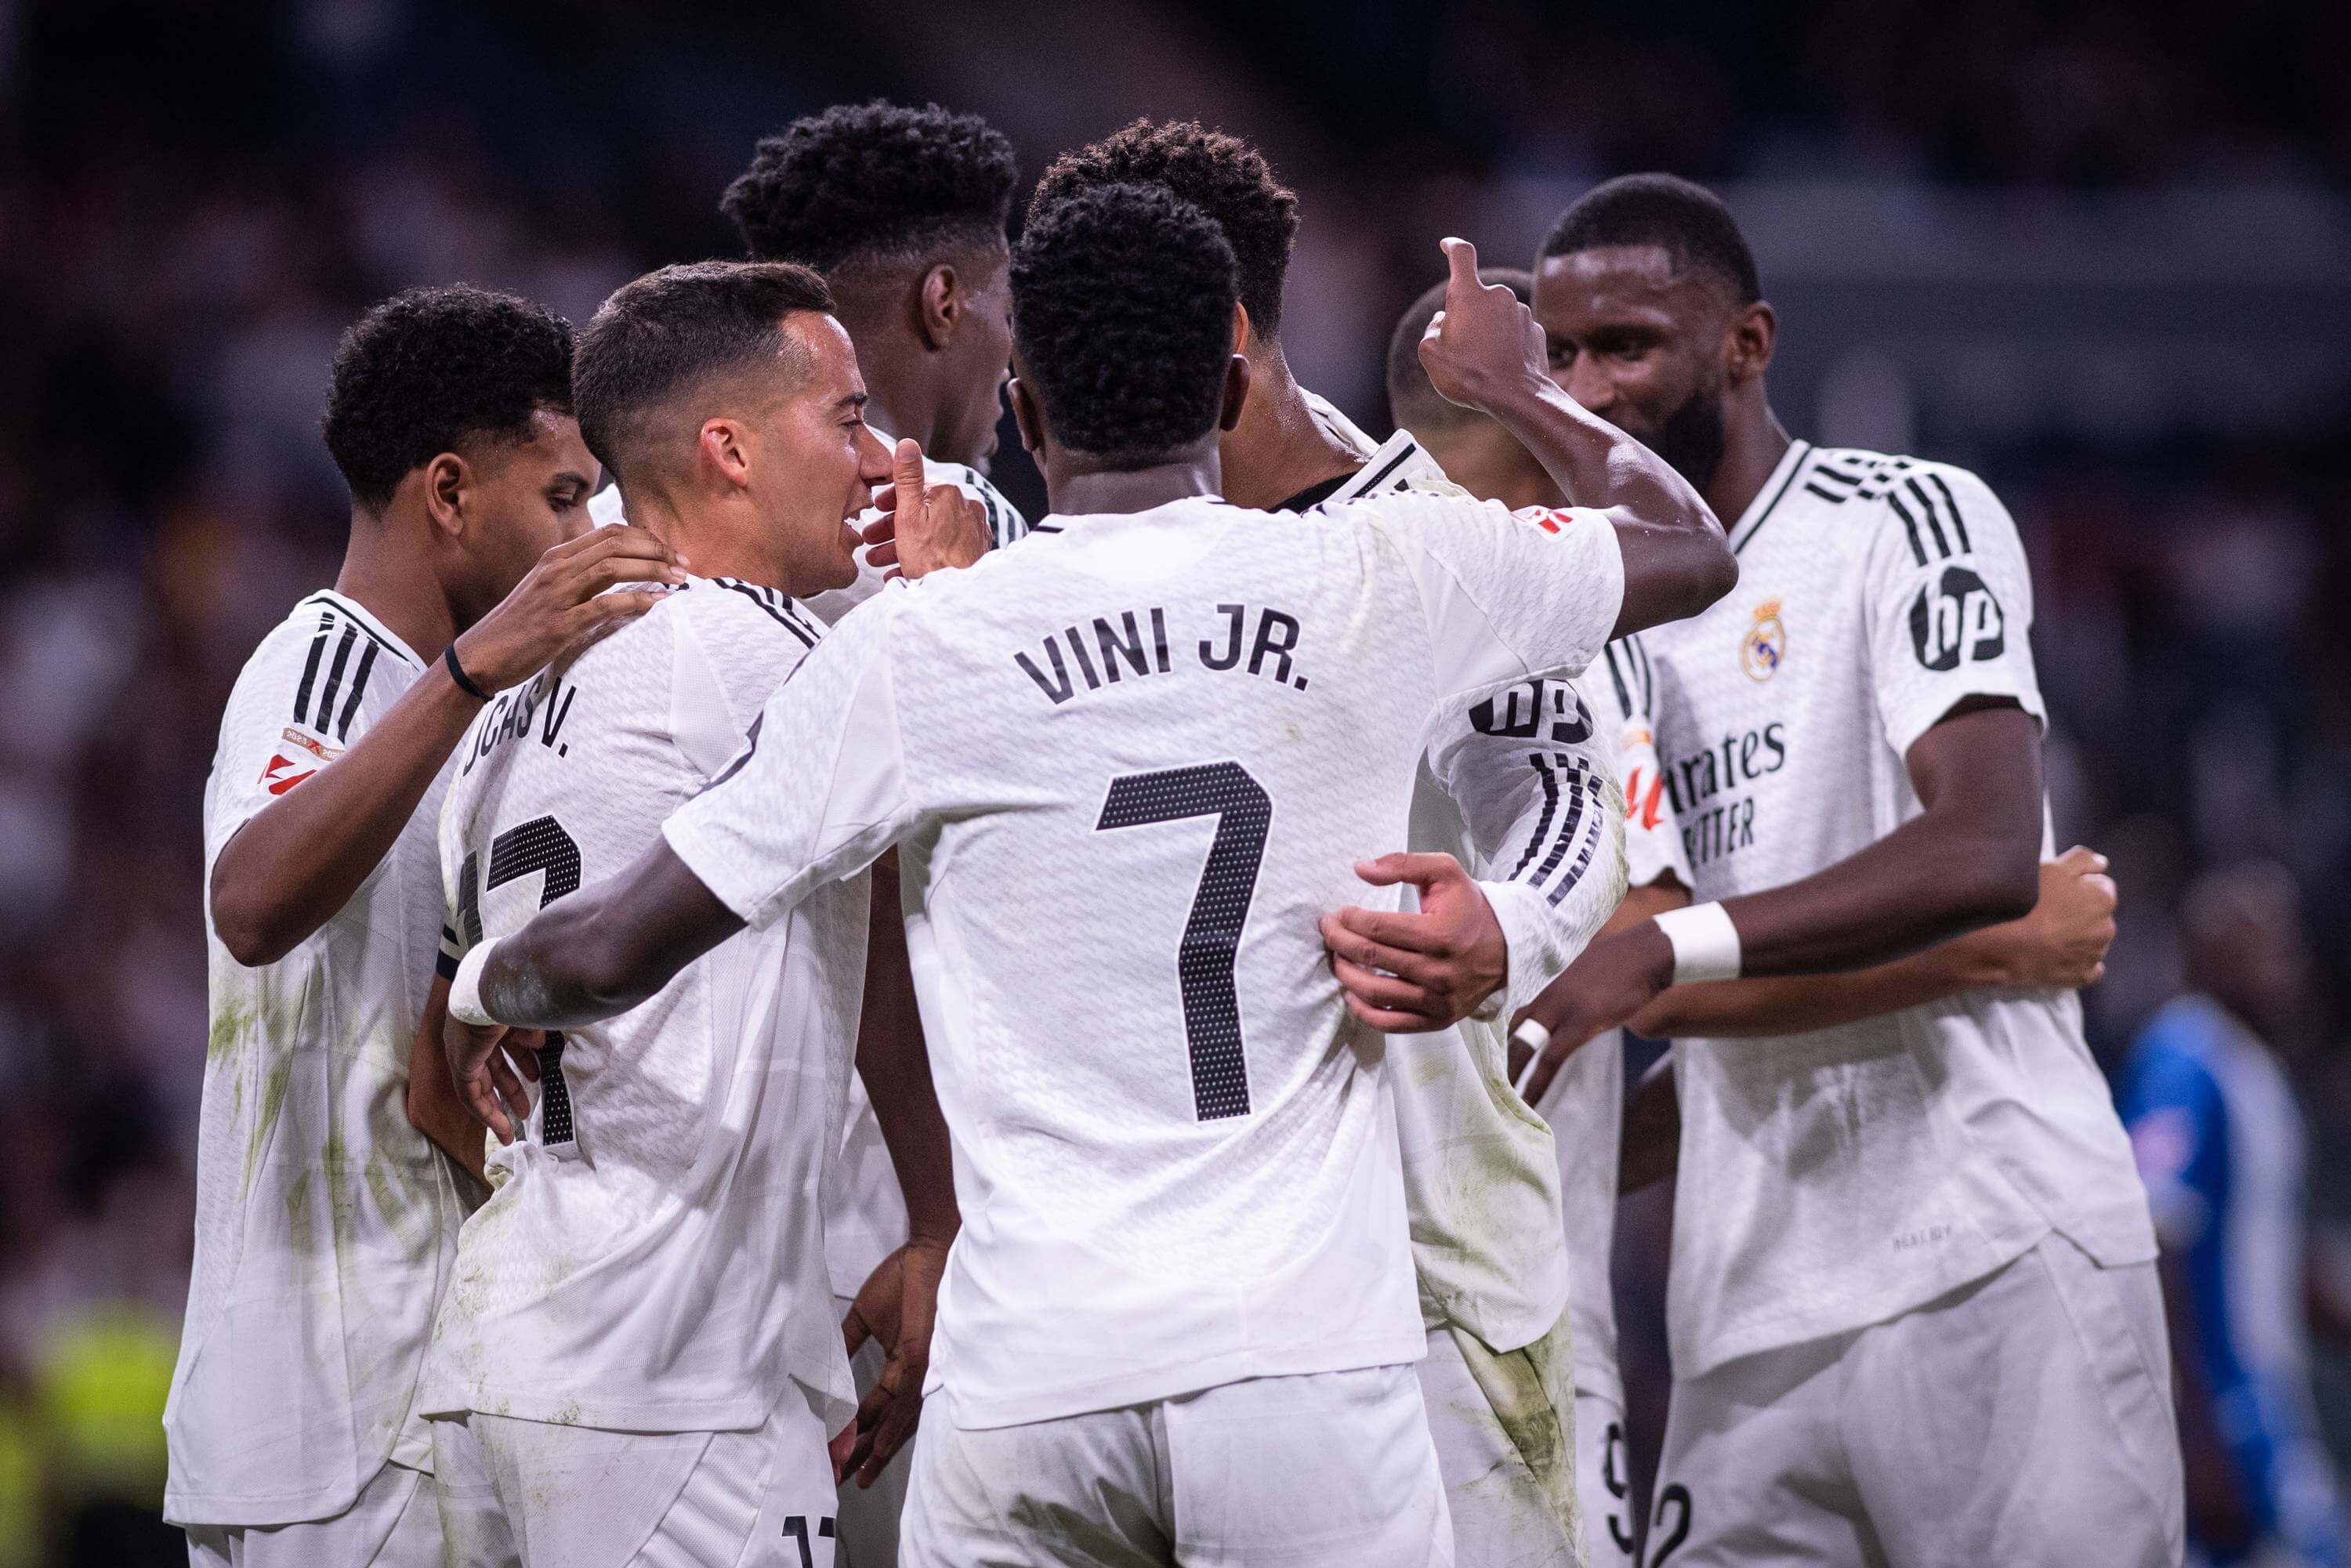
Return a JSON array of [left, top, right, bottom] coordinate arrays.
[[168, 102, 2183, 1568]]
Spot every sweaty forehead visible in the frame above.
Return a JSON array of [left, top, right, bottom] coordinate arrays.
[[1534, 244, 1723, 331]]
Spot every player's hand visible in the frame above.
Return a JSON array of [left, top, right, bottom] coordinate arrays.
[[449, 523, 685, 692], [1979, 846, 2117, 990], [831, 1235, 949, 1488], [442, 1014, 542, 1145], [1508, 922, 1675, 1103], [864, 440, 988, 582], [1320, 853, 1510, 1031], [1418, 237, 1549, 415]]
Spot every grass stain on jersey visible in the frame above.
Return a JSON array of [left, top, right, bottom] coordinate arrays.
[[208, 998, 257, 1063], [283, 1168, 313, 1255], [240, 1052, 296, 1200]]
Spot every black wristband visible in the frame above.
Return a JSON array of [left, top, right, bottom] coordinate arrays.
[[444, 643, 492, 703]]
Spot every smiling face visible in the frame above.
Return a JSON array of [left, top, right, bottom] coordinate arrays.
[[741, 311, 893, 594], [1533, 242, 1744, 493]]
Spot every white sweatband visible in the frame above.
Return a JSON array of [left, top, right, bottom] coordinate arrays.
[[448, 940, 501, 1027], [1655, 902, 1742, 985]]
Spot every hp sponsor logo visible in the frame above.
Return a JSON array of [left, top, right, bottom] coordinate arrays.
[[1908, 566, 2005, 671]]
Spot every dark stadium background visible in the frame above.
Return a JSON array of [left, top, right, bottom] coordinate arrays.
[[3, 1, 2348, 1562]]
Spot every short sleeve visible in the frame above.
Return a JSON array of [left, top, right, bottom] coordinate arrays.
[[662, 595, 918, 930], [206, 608, 386, 868], [1591, 635, 1691, 892], [1423, 674, 1629, 1018], [1357, 493, 1625, 702], [1863, 465, 2046, 759]]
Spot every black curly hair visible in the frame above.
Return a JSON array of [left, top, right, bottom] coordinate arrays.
[[1012, 183, 1236, 470], [720, 100, 1018, 277], [1029, 120, 1299, 342], [322, 285, 574, 510], [1386, 266, 1534, 429], [572, 260, 836, 483], [1541, 174, 1760, 306]]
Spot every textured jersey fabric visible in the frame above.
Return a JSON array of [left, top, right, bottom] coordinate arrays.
[[1532, 631, 1690, 1403], [1648, 440, 2155, 1377], [169, 592, 465, 1526], [664, 491, 1626, 1428], [427, 578, 860, 1434], [1297, 397, 1625, 1352], [587, 447, 1024, 1306]]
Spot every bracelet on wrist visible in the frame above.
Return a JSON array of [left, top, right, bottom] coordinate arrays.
[[444, 643, 492, 703]]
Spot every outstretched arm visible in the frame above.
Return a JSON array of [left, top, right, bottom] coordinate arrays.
[[1417, 237, 1734, 638], [212, 525, 680, 965], [444, 840, 740, 1140]]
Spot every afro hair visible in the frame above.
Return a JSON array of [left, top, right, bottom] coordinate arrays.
[[322, 284, 574, 509], [720, 100, 1018, 277]]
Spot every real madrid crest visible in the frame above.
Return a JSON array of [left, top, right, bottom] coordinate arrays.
[[1741, 598, 1786, 681]]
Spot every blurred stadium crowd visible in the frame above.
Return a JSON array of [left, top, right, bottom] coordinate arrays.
[[2, 0, 2348, 1561]]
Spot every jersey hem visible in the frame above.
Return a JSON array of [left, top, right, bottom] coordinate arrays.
[[1672, 1218, 2048, 1379], [936, 1325, 1429, 1430]]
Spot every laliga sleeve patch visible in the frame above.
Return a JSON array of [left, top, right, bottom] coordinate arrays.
[[1908, 565, 2005, 671], [258, 726, 342, 794]]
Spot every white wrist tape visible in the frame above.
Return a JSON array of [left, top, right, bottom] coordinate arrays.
[[448, 940, 501, 1027], [1655, 902, 1742, 984]]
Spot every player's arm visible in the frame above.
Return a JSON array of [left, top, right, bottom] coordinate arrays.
[[1323, 681, 1626, 1032], [444, 601, 920, 1140], [404, 972, 503, 1187], [1416, 237, 1733, 638], [211, 525, 681, 965], [833, 851, 959, 1488], [1629, 847, 2114, 1039], [1513, 700, 2043, 1099]]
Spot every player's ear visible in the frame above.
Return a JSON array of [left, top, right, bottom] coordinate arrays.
[[698, 417, 753, 490], [1728, 299, 1777, 385], [919, 263, 958, 351], [1231, 301, 1252, 357], [1218, 353, 1252, 432], [1008, 376, 1046, 459], [421, 451, 467, 537]]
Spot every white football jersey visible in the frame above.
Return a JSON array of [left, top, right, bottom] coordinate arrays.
[[426, 578, 860, 1433], [1531, 632, 1690, 1404], [663, 491, 1627, 1428], [169, 593, 466, 1526], [1291, 403, 1624, 1353], [587, 439, 1024, 1305], [1646, 440, 2156, 1376]]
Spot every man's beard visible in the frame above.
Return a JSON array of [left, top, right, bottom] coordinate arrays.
[[1628, 384, 1727, 495]]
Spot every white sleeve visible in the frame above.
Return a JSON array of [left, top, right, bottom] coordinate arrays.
[[1424, 674, 1629, 1021], [206, 609, 382, 870], [661, 596, 918, 931], [1864, 464, 2047, 759], [1591, 635, 1691, 892], [1360, 493, 1625, 701]]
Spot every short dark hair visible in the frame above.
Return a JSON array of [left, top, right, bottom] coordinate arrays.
[[720, 100, 1018, 277], [1539, 173, 1760, 305], [1012, 183, 1237, 470], [572, 260, 835, 483], [322, 285, 574, 510], [1029, 119, 1299, 340], [1386, 266, 1534, 429]]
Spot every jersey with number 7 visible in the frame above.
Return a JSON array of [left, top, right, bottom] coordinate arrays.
[[661, 490, 1626, 1431]]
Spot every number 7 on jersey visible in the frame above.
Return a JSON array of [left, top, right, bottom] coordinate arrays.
[[1096, 762, 1271, 1121]]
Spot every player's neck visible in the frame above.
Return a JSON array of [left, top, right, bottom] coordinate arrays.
[[621, 489, 777, 589], [837, 307, 945, 463], [333, 510, 458, 661], [1220, 346, 1360, 510], [1708, 398, 1795, 527], [1047, 443, 1224, 518]]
